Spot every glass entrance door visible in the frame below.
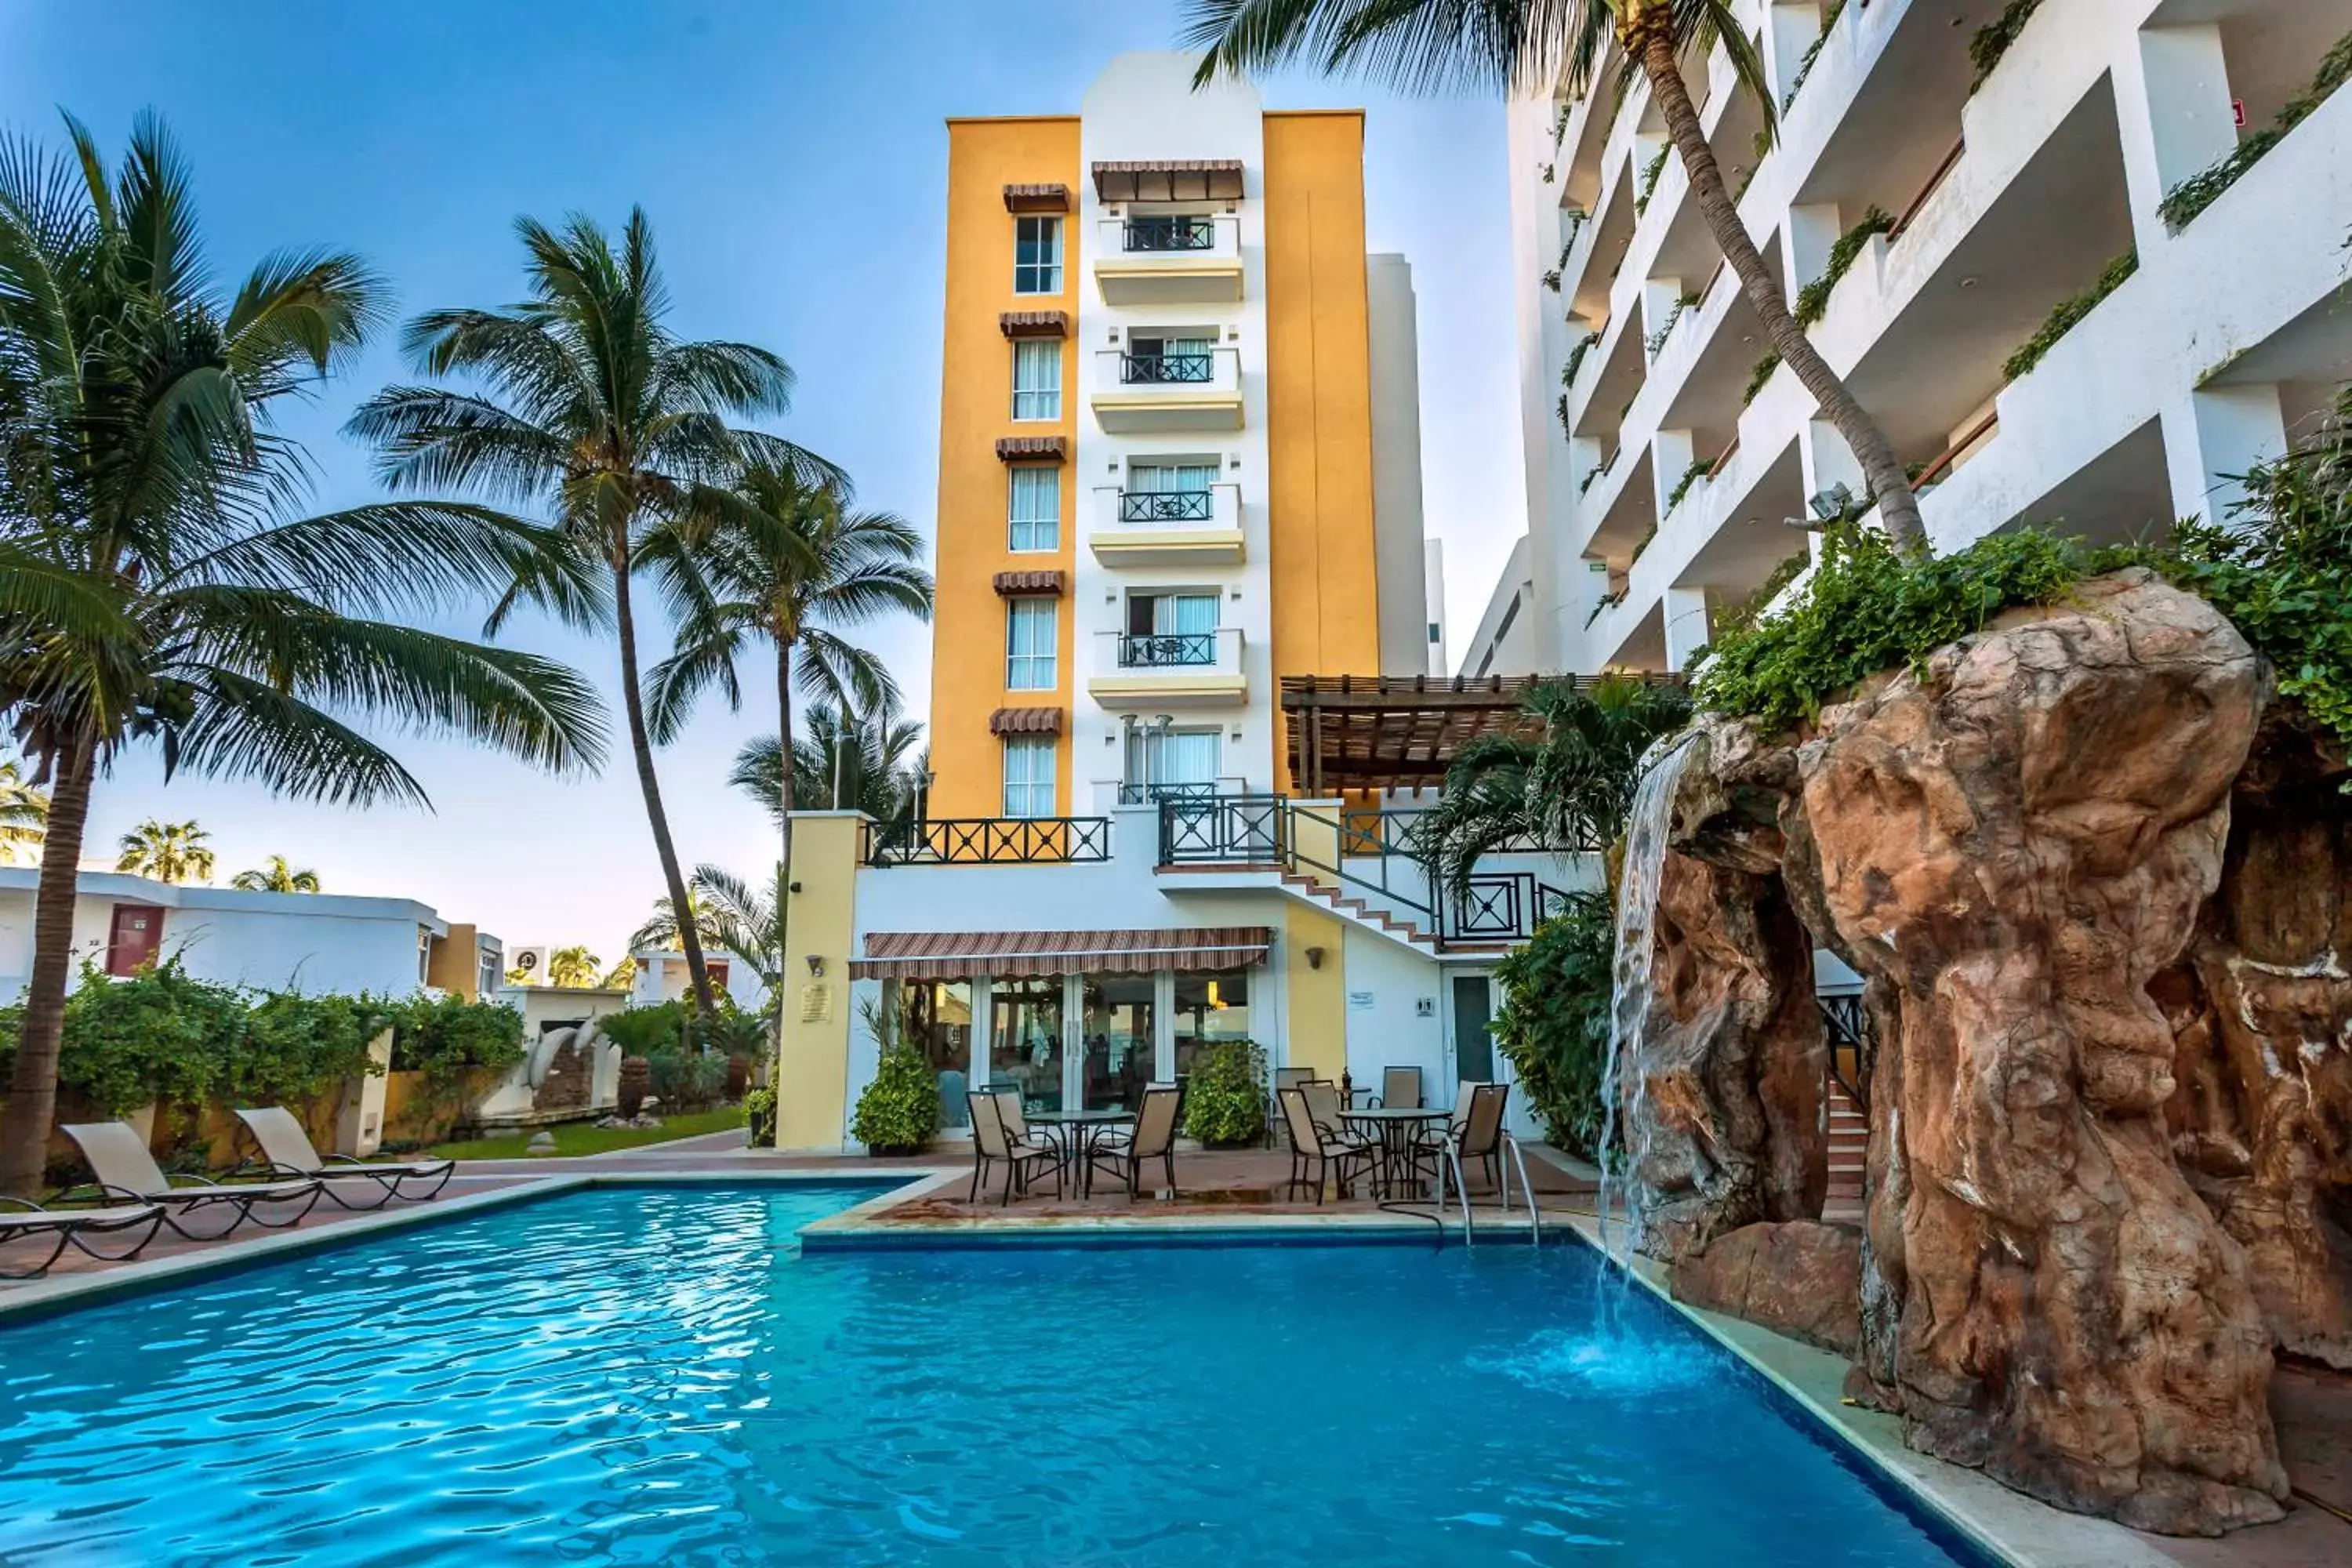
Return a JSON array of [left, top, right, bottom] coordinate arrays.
[[1080, 976, 1156, 1111], [988, 975, 1067, 1113]]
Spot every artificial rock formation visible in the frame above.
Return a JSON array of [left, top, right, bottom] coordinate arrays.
[[2159, 721, 2352, 1369], [1670, 572, 2289, 1536], [1668, 1219, 1861, 1355], [1630, 851, 1825, 1261]]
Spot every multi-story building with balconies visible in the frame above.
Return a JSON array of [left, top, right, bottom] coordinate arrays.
[[1465, 0, 2352, 680]]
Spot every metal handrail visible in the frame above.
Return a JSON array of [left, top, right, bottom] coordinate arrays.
[[1117, 488, 1213, 524], [1123, 216, 1214, 252], [1116, 631, 1214, 668], [1120, 352, 1212, 385], [1818, 992, 1875, 1112], [865, 816, 1112, 866], [1159, 793, 1287, 865]]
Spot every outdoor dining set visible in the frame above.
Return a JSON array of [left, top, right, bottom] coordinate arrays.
[[963, 1066, 1519, 1209]]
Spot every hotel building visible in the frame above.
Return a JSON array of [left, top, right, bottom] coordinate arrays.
[[1463, 0, 2352, 678], [769, 55, 1578, 1151]]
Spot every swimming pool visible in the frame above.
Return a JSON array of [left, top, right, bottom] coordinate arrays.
[[0, 1184, 1979, 1565]]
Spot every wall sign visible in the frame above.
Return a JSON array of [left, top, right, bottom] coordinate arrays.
[[1414, 996, 1436, 1018], [1347, 990, 1375, 1010]]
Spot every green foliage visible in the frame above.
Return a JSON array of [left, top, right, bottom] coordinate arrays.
[[1969, 0, 2045, 91], [1793, 207, 1894, 328], [2002, 251, 2136, 382], [387, 993, 524, 1085], [1664, 457, 1712, 516], [1563, 332, 1599, 387], [743, 1087, 778, 1146], [1742, 350, 1782, 407], [1643, 293, 1698, 359], [1635, 143, 1671, 215], [1712, 549, 1813, 640], [597, 1000, 691, 1058], [1541, 269, 1563, 292], [1491, 895, 1614, 1159], [2158, 29, 2352, 230], [1782, 0, 1846, 111], [1629, 521, 1659, 564], [646, 1047, 729, 1111], [0, 960, 390, 1119], [1690, 524, 2115, 731], [1180, 1040, 1267, 1146], [851, 1042, 940, 1151]]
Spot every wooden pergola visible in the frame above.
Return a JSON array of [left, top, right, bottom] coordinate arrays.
[[1279, 673, 1682, 794]]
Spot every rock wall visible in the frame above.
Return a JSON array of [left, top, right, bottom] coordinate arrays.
[[2160, 724, 2352, 1369], [1669, 1219, 1862, 1355], [1630, 851, 1825, 1260]]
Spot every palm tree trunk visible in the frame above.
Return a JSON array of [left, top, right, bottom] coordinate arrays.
[[0, 734, 96, 1198], [612, 557, 717, 1012], [771, 638, 795, 1077], [1635, 29, 1929, 558]]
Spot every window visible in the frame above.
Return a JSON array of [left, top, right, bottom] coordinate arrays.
[[1007, 466, 1059, 552], [1127, 462, 1218, 494], [1124, 725, 1220, 800], [1005, 597, 1057, 689], [1428, 622, 1442, 644], [1125, 334, 1214, 384], [1127, 591, 1219, 636], [1001, 737, 1056, 818], [1173, 969, 1252, 1081], [1012, 339, 1061, 421], [1014, 216, 1062, 294]]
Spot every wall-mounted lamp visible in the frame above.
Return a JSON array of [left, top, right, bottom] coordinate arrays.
[[789, 880, 804, 894], [804, 954, 826, 978], [1304, 946, 1327, 970]]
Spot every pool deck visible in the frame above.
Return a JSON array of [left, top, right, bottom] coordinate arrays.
[[5, 1130, 2345, 1568]]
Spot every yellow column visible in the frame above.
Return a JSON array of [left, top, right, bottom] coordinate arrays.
[[775, 812, 863, 1151], [1282, 904, 1348, 1080], [1288, 798, 1343, 891]]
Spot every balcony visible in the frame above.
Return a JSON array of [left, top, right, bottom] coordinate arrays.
[[1087, 626, 1247, 708], [1090, 347, 1243, 433], [1084, 775, 1251, 812], [1087, 482, 1244, 566], [1094, 215, 1243, 304]]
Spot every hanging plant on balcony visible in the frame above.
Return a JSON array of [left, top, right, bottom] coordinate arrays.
[[1741, 350, 1783, 408], [2002, 249, 2136, 383], [1664, 457, 1712, 517], [1793, 206, 1895, 328], [1634, 142, 1671, 215], [2158, 28, 2352, 231], [1969, 0, 2045, 92], [1563, 331, 1600, 388]]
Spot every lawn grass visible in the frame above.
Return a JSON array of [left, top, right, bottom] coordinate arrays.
[[425, 1105, 746, 1161]]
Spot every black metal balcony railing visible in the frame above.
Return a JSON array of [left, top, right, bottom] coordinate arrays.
[[1116, 780, 1218, 805], [865, 816, 1112, 867], [1123, 216, 1215, 252], [1160, 794, 1286, 866], [1118, 488, 1213, 524], [1444, 872, 1574, 946], [1120, 352, 1212, 385], [1117, 632, 1215, 668]]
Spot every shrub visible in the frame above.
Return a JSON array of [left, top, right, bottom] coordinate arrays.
[[743, 1087, 778, 1146], [2002, 250, 2136, 383], [644, 1047, 728, 1111], [1181, 1039, 1268, 1146], [387, 993, 524, 1086], [851, 1041, 939, 1152], [1689, 524, 2114, 731], [1491, 895, 1614, 1159], [596, 1000, 690, 1058]]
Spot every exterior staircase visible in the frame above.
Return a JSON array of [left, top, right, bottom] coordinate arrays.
[[1824, 1076, 1867, 1225], [1277, 871, 1442, 953]]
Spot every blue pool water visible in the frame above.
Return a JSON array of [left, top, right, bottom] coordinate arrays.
[[0, 1185, 1976, 1566]]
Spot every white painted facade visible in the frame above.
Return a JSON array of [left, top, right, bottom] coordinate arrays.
[[1423, 539, 1450, 674], [0, 867, 497, 1001], [1492, 0, 2352, 675]]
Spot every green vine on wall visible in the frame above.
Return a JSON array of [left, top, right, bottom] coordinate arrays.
[[1563, 330, 1600, 388], [1793, 206, 1895, 327], [1629, 521, 1659, 564], [2002, 249, 2136, 382], [1742, 350, 1783, 407], [1635, 143, 1671, 215], [1664, 456, 1713, 516], [1969, 0, 2045, 93], [2158, 30, 2352, 231], [1782, 0, 1849, 112]]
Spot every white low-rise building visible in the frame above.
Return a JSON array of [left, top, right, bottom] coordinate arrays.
[[1491, 0, 2352, 675], [0, 867, 503, 1001]]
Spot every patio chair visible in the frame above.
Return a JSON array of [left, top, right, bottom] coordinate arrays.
[[0, 1196, 165, 1279], [1266, 1066, 1316, 1147], [1379, 1065, 1423, 1110], [1089, 1083, 1183, 1199], [60, 1122, 325, 1240], [966, 1091, 1061, 1207], [1426, 1083, 1514, 1198], [985, 1084, 1057, 1151], [1277, 1087, 1374, 1204], [1299, 1079, 1349, 1142], [232, 1106, 456, 1210]]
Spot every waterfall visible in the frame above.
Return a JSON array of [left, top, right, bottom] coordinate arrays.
[[1593, 731, 1697, 1290]]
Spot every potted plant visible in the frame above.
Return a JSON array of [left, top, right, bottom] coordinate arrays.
[[742, 1087, 778, 1147], [1181, 1039, 1268, 1148], [851, 1041, 940, 1156]]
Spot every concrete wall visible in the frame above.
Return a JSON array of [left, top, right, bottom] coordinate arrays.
[[1367, 252, 1432, 677]]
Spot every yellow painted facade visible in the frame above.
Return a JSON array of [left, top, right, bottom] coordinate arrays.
[[773, 812, 864, 1150], [1280, 902, 1348, 1080], [929, 117, 1080, 819], [1263, 111, 1384, 792]]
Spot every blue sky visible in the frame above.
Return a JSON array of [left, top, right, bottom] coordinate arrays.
[[0, 1, 1519, 963]]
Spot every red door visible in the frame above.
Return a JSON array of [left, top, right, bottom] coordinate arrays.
[[107, 905, 165, 976]]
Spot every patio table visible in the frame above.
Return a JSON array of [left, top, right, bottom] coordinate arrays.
[[1029, 1109, 1134, 1199], [1340, 1106, 1448, 1200]]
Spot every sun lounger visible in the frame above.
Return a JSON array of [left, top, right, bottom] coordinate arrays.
[[232, 1106, 454, 1210], [60, 1122, 323, 1239], [0, 1196, 165, 1279]]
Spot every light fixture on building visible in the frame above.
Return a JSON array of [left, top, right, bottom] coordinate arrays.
[[805, 954, 826, 978], [1305, 946, 1327, 970], [1959, 276, 1979, 289]]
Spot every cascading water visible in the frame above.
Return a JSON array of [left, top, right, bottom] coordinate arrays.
[[1592, 731, 1698, 1316]]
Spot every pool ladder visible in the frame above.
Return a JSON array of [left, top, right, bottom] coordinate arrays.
[[1435, 1134, 1543, 1250]]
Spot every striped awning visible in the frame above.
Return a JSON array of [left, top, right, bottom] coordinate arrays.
[[851, 927, 1273, 981]]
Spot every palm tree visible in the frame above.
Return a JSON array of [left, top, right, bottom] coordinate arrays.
[[1410, 675, 1692, 896], [546, 945, 601, 988], [627, 863, 786, 998], [649, 469, 931, 880], [346, 209, 829, 1015], [1183, 0, 1929, 557], [0, 760, 47, 866], [729, 699, 926, 822], [231, 854, 321, 892], [0, 114, 606, 1198], [115, 819, 215, 884], [599, 954, 639, 991]]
